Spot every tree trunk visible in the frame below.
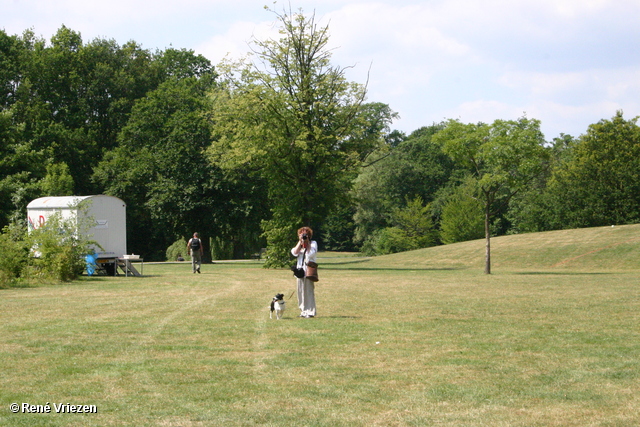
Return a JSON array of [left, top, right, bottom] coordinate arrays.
[[484, 203, 491, 274]]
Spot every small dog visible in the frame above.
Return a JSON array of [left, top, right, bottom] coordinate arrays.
[[269, 293, 286, 320]]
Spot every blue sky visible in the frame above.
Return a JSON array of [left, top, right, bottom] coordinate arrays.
[[4, 0, 640, 140]]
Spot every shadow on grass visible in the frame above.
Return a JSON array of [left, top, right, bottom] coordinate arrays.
[[0, 283, 38, 290], [318, 259, 372, 266]]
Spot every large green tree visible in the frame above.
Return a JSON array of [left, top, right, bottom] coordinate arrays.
[[0, 30, 25, 109], [0, 29, 46, 224], [94, 67, 268, 260], [209, 8, 395, 266], [352, 124, 454, 248], [433, 117, 550, 274], [13, 27, 152, 194], [505, 133, 574, 233], [540, 111, 640, 229], [93, 70, 266, 260], [1, 25, 221, 240]]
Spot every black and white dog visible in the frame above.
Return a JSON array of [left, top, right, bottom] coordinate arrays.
[[269, 293, 286, 320]]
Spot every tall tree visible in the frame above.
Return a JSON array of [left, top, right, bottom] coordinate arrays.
[[94, 68, 268, 260], [433, 117, 549, 274], [506, 133, 574, 233], [352, 123, 453, 248], [209, 7, 395, 266], [0, 29, 47, 224], [542, 111, 640, 229], [0, 30, 24, 109], [8, 27, 163, 196]]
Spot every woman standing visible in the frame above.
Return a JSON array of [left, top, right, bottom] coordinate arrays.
[[291, 226, 318, 318]]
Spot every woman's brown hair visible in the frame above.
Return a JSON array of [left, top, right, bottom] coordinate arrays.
[[297, 226, 313, 238]]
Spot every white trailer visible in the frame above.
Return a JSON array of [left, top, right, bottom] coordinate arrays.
[[27, 195, 127, 263]]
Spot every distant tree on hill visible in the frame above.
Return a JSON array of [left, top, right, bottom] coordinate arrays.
[[434, 117, 550, 274], [543, 111, 640, 229], [365, 196, 438, 255], [352, 123, 453, 250], [506, 133, 574, 233]]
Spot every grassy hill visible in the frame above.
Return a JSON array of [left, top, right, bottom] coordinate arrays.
[[326, 224, 640, 272]]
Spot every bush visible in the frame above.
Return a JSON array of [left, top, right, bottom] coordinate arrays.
[[23, 213, 97, 282], [374, 227, 415, 255], [362, 197, 438, 256], [440, 182, 485, 244], [0, 225, 28, 288], [166, 237, 189, 261]]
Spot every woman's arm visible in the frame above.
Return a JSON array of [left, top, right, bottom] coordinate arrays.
[[291, 239, 304, 256]]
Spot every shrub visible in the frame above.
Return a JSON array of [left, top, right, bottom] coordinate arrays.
[[0, 224, 28, 288], [362, 197, 438, 256], [24, 213, 96, 282], [374, 227, 414, 255], [166, 237, 189, 261], [440, 182, 485, 244]]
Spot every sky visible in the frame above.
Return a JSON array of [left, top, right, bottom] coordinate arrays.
[[4, 0, 640, 140]]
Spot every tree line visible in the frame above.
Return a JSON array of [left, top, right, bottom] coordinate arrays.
[[2, 10, 640, 272]]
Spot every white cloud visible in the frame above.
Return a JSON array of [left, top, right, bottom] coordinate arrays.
[[3, 0, 640, 138], [195, 20, 273, 64], [325, 3, 472, 60], [499, 70, 590, 99], [499, 66, 640, 108]]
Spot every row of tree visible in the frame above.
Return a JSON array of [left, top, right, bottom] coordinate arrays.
[[2, 9, 640, 274], [0, 24, 263, 262], [356, 110, 640, 270]]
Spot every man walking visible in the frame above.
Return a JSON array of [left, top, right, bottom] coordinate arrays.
[[187, 232, 204, 273]]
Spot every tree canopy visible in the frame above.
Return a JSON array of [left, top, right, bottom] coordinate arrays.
[[2, 19, 640, 274], [208, 8, 396, 266], [518, 111, 640, 231]]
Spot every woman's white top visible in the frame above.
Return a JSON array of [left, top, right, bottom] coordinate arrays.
[[292, 240, 318, 268]]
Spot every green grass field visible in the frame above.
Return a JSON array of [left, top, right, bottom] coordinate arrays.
[[2, 225, 640, 426]]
